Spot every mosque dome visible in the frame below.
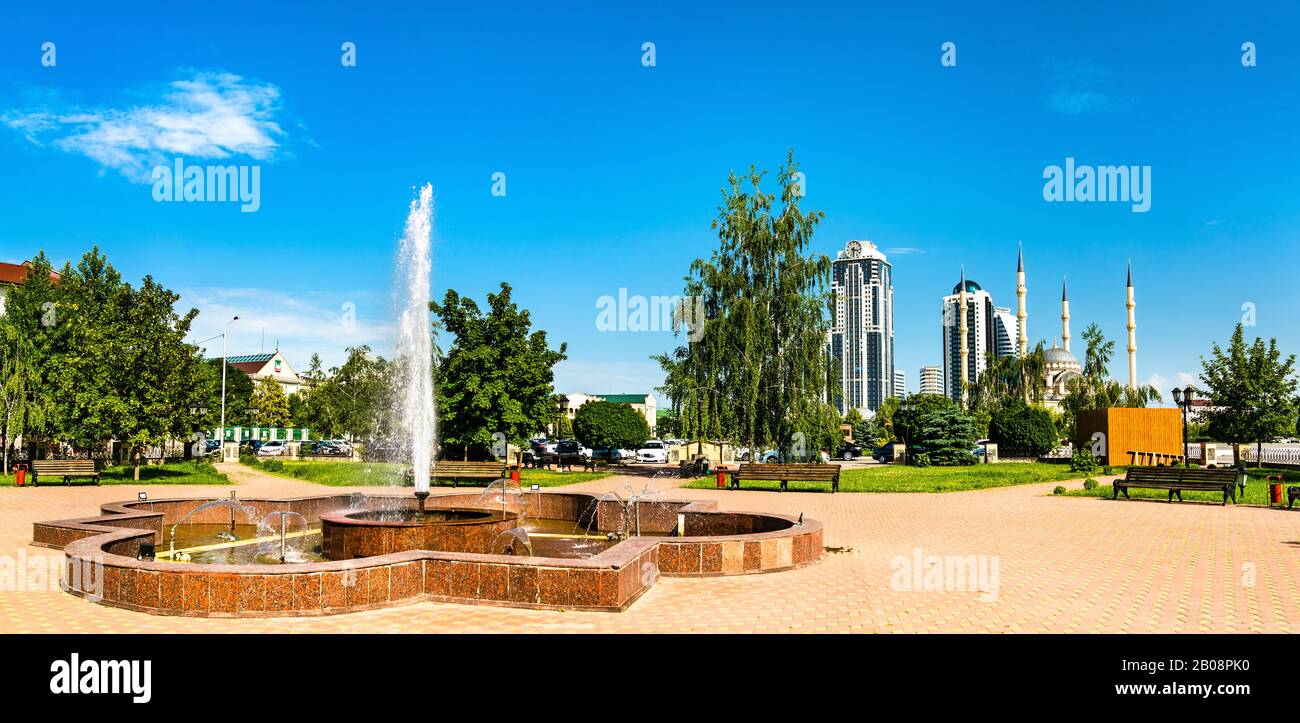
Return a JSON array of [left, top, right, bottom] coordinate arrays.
[[952, 279, 982, 294]]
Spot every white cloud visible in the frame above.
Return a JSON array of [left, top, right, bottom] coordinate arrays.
[[180, 287, 394, 371], [884, 247, 925, 256], [1175, 371, 1198, 387], [1143, 372, 1167, 392], [2, 72, 285, 182]]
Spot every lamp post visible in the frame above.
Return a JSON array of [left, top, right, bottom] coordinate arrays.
[[220, 316, 239, 460], [1171, 384, 1195, 467]]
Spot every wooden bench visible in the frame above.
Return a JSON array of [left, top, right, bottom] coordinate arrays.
[[530, 453, 584, 472], [729, 463, 840, 493], [1127, 450, 1186, 466], [1290, 486, 1299, 510], [1113, 466, 1240, 505], [403, 461, 507, 488], [31, 459, 101, 486]]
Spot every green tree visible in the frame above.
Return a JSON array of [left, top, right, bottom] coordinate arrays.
[[204, 359, 254, 428], [966, 345, 1048, 435], [250, 377, 291, 427], [0, 319, 49, 474], [573, 401, 649, 451], [655, 151, 830, 458], [1199, 323, 1298, 467], [431, 283, 567, 460], [988, 403, 1058, 457], [892, 393, 959, 449], [910, 405, 979, 466]]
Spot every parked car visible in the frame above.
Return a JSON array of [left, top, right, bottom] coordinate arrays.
[[837, 442, 865, 461], [593, 448, 635, 462], [204, 439, 222, 456], [257, 440, 287, 456], [312, 441, 349, 456], [872, 444, 895, 463], [737, 448, 780, 463], [555, 440, 591, 459], [636, 440, 670, 464]]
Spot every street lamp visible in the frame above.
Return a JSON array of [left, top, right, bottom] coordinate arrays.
[[220, 316, 239, 460], [1171, 384, 1196, 467]]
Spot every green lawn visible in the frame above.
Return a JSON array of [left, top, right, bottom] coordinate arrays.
[[0, 461, 230, 486], [244, 459, 611, 488], [1065, 467, 1300, 506], [685, 462, 1099, 493]]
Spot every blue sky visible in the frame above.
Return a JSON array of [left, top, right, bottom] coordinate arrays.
[[1, 1, 1298, 405]]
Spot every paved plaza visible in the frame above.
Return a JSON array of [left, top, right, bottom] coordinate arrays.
[[2, 463, 1297, 633]]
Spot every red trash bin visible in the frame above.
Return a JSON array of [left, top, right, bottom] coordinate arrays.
[[510, 465, 521, 482], [716, 469, 727, 488], [14, 463, 27, 487], [1267, 475, 1283, 505]]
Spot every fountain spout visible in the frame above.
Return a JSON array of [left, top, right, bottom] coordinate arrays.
[[414, 489, 430, 515]]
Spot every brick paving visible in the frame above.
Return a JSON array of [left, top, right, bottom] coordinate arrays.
[[1, 463, 1297, 633]]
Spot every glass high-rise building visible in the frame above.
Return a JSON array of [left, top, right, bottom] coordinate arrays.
[[829, 240, 894, 415]]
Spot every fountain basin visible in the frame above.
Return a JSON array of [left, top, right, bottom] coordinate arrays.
[[33, 490, 824, 616], [320, 508, 517, 559]]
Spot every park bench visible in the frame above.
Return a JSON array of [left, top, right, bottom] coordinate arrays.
[[31, 459, 101, 486], [677, 456, 710, 478], [1113, 466, 1241, 505], [1127, 450, 1186, 466], [531, 452, 584, 472], [729, 462, 840, 493], [1290, 487, 1299, 509], [403, 460, 508, 488]]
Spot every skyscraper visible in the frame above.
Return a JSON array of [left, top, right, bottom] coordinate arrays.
[[941, 274, 999, 404], [830, 240, 894, 415], [919, 365, 944, 395], [893, 370, 906, 398]]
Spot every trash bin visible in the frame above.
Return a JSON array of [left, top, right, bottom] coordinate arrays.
[[510, 465, 521, 482], [1267, 475, 1283, 505], [14, 464, 27, 487], [716, 469, 727, 488]]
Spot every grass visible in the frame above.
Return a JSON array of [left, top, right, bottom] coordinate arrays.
[[243, 459, 612, 488], [1065, 466, 1300, 506], [0, 461, 231, 486], [684, 462, 1101, 493]]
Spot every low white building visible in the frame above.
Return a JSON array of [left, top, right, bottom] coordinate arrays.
[[557, 392, 658, 434], [218, 351, 305, 395]]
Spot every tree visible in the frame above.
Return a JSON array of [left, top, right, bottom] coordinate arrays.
[[573, 401, 649, 451], [1199, 323, 1298, 467], [966, 344, 1048, 435], [910, 405, 979, 466], [655, 151, 830, 458], [988, 403, 1058, 457], [0, 319, 48, 474], [892, 393, 960, 449], [431, 283, 567, 460], [250, 377, 291, 427]]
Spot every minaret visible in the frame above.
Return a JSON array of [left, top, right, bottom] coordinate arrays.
[[959, 266, 969, 405], [1061, 276, 1071, 353], [1016, 242, 1028, 358], [1126, 261, 1137, 389]]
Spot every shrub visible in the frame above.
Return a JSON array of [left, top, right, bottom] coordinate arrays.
[[573, 400, 650, 451], [1083, 478, 1098, 490], [239, 454, 259, 467], [988, 404, 1058, 457], [912, 452, 932, 468], [1053, 485, 1066, 495], [260, 459, 285, 473], [1070, 448, 1101, 475]]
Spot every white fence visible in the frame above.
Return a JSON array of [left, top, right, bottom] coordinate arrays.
[[1186, 443, 1300, 467]]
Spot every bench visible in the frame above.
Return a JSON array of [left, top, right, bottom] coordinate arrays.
[[403, 461, 507, 488], [729, 463, 840, 493], [1127, 450, 1186, 466], [1290, 487, 1299, 510], [1113, 466, 1240, 505], [31, 459, 101, 486], [530, 453, 585, 472]]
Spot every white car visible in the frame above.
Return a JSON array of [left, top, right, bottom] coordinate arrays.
[[257, 440, 287, 456], [636, 440, 670, 464]]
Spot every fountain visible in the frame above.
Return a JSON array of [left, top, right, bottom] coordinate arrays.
[[396, 183, 436, 513]]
